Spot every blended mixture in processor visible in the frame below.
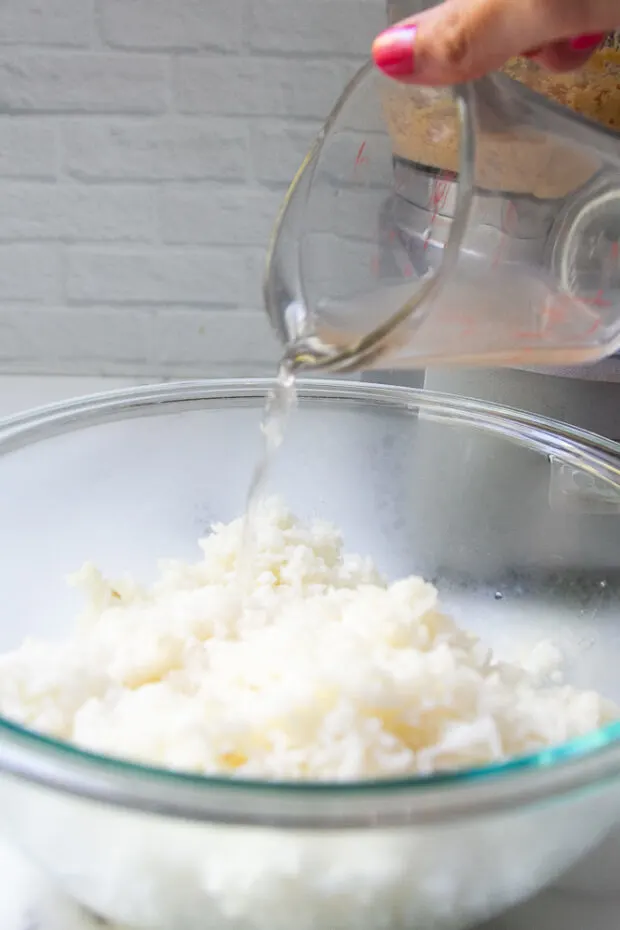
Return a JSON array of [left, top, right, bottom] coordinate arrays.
[[381, 45, 620, 198]]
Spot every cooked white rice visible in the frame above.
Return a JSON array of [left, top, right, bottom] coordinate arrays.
[[0, 497, 615, 779]]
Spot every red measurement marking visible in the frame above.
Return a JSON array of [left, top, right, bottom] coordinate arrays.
[[425, 171, 454, 251], [355, 141, 367, 167], [583, 289, 612, 309], [428, 172, 453, 212], [538, 292, 605, 341], [351, 140, 369, 183], [612, 242, 619, 262], [352, 140, 369, 181], [492, 201, 519, 269], [540, 292, 604, 342], [370, 253, 380, 276], [582, 318, 603, 336]]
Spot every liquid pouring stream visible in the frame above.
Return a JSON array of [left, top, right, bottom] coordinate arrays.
[[238, 357, 299, 590]]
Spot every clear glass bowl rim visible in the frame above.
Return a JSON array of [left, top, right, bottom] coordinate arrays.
[[1, 377, 620, 830]]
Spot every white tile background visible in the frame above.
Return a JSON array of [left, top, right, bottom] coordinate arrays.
[[0, 0, 386, 378]]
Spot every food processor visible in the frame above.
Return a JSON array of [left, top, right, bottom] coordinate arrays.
[[375, 1, 620, 441]]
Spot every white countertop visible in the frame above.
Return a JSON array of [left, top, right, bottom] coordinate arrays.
[[0, 374, 618, 930]]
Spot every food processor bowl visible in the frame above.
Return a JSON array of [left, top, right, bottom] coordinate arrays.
[[0, 381, 620, 929]]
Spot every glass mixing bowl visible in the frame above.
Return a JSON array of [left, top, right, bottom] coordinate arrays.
[[1, 379, 620, 930]]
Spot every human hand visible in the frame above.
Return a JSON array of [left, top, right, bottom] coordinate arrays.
[[372, 0, 618, 84]]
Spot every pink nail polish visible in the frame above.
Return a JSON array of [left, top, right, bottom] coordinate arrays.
[[570, 32, 605, 52], [372, 24, 417, 78]]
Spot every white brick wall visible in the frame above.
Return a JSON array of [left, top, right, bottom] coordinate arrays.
[[0, 0, 385, 377]]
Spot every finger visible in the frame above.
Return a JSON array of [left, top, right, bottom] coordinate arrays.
[[527, 35, 604, 72], [372, 0, 618, 84]]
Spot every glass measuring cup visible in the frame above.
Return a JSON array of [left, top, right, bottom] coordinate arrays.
[[264, 57, 620, 373]]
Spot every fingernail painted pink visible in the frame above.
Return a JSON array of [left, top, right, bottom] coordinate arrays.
[[570, 32, 605, 52], [372, 24, 417, 77]]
